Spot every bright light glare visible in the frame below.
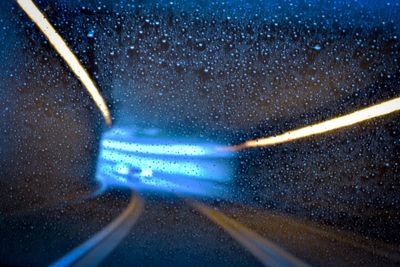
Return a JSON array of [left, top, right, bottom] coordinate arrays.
[[101, 150, 205, 177], [229, 97, 400, 150], [102, 139, 210, 156], [17, 0, 112, 126], [139, 176, 178, 188], [96, 129, 234, 196], [140, 169, 153, 177]]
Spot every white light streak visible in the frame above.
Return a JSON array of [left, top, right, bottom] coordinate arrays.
[[102, 139, 209, 156], [229, 97, 400, 150], [17, 0, 112, 126]]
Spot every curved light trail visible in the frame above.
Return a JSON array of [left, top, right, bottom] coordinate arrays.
[[50, 192, 143, 267], [16, 0, 112, 126], [189, 200, 310, 267], [227, 97, 400, 151]]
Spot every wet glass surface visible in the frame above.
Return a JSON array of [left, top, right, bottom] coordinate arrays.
[[1, 1, 399, 266]]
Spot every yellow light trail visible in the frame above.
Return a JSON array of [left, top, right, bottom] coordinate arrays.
[[227, 97, 400, 151], [17, 0, 112, 126]]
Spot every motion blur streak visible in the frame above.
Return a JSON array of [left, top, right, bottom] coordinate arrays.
[[228, 97, 400, 151], [16, 0, 112, 126], [50, 193, 143, 267], [190, 200, 310, 267], [102, 139, 210, 156]]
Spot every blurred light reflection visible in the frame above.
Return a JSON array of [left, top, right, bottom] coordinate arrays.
[[229, 97, 400, 150], [96, 128, 234, 197], [16, 0, 112, 126]]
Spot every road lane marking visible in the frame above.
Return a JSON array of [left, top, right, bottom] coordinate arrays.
[[50, 192, 143, 267], [189, 200, 310, 267]]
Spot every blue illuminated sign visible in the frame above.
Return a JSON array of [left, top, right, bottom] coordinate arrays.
[[95, 127, 235, 197]]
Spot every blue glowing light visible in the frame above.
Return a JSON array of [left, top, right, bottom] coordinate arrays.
[[95, 127, 235, 197], [102, 139, 212, 156], [101, 150, 205, 177]]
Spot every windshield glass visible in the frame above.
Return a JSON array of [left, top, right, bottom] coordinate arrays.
[[1, 1, 399, 266]]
